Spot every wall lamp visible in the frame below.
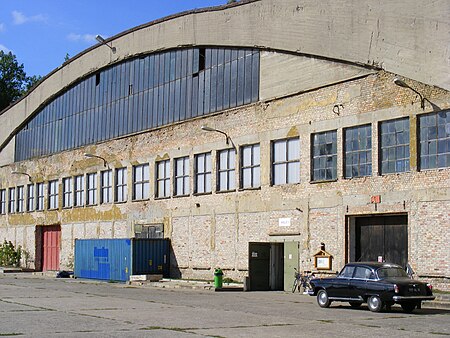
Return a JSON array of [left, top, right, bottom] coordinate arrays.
[[95, 35, 116, 54], [11, 171, 32, 182], [84, 153, 107, 167], [201, 125, 231, 145], [393, 77, 426, 110]]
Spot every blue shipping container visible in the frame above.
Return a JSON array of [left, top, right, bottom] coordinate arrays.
[[75, 238, 170, 282]]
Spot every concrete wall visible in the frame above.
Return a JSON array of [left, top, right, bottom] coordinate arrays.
[[2, 0, 450, 165]]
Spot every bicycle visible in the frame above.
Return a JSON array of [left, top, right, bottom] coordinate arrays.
[[292, 268, 315, 294]]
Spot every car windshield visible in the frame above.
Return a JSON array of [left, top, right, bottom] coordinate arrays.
[[377, 267, 408, 279]]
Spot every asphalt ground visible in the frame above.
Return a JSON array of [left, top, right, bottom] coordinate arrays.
[[0, 273, 449, 337]]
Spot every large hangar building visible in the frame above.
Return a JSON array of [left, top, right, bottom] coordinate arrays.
[[0, 0, 449, 291]]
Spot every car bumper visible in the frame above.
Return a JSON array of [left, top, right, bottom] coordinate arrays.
[[392, 295, 435, 301]]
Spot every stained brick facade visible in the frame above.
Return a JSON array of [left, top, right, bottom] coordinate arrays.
[[1, 2, 449, 291]]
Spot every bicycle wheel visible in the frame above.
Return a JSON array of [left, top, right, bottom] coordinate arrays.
[[292, 278, 299, 293]]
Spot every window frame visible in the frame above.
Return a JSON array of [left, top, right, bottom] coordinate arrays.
[[155, 159, 171, 199], [217, 148, 236, 192], [8, 187, 16, 214], [74, 175, 85, 207], [271, 137, 300, 185], [132, 164, 150, 200], [48, 180, 59, 210], [115, 167, 128, 203], [240, 143, 261, 189], [0, 189, 6, 214], [379, 117, 410, 175], [418, 110, 450, 170], [36, 182, 45, 211], [194, 152, 212, 194], [16, 185, 24, 213], [311, 130, 338, 182], [27, 184, 35, 212], [344, 124, 372, 179], [174, 156, 190, 197], [86, 172, 98, 206], [62, 177, 73, 208], [100, 169, 113, 204]]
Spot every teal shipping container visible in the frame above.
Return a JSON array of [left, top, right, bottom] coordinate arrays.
[[74, 238, 170, 282]]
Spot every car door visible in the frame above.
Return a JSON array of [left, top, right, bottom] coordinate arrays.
[[349, 266, 372, 300], [329, 265, 355, 298]]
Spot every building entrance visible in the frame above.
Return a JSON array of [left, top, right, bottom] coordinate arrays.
[[248, 242, 284, 291], [351, 215, 408, 268], [36, 225, 61, 271]]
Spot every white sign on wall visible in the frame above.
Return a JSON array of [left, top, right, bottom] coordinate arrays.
[[279, 218, 291, 227]]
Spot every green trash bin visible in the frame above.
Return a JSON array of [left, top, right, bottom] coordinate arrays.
[[214, 268, 223, 289]]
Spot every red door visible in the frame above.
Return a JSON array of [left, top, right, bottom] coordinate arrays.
[[42, 225, 60, 271]]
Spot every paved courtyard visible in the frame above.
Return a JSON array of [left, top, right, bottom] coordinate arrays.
[[0, 274, 449, 337]]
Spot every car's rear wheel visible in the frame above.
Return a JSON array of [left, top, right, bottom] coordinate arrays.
[[349, 301, 362, 308], [401, 302, 416, 313], [367, 296, 383, 312], [317, 289, 331, 308]]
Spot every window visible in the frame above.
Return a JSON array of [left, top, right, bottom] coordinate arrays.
[[194, 152, 212, 194], [17, 186, 24, 213], [86, 173, 98, 205], [8, 188, 15, 214], [419, 111, 450, 170], [133, 164, 150, 200], [174, 157, 190, 196], [339, 265, 355, 278], [272, 138, 300, 185], [48, 180, 59, 210], [240, 144, 260, 189], [100, 170, 113, 204], [0, 189, 5, 214], [218, 149, 236, 191], [312, 130, 337, 181], [353, 267, 372, 279], [156, 160, 170, 198], [344, 125, 372, 178], [115, 167, 128, 202], [74, 175, 85, 207], [380, 118, 410, 174], [36, 183, 45, 211], [62, 177, 73, 208], [27, 184, 35, 212]]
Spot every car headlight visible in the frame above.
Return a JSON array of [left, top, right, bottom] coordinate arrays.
[[394, 284, 399, 293]]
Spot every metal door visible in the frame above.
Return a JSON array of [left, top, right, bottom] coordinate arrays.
[[283, 242, 299, 291], [42, 225, 60, 271], [355, 215, 407, 268], [248, 243, 270, 291]]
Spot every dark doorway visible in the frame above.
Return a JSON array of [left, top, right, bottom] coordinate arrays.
[[355, 215, 408, 268], [248, 242, 284, 291]]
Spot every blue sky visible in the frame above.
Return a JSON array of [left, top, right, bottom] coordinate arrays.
[[0, 0, 226, 77]]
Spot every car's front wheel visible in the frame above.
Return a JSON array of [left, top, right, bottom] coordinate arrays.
[[401, 302, 416, 313], [317, 289, 331, 308], [367, 296, 384, 312]]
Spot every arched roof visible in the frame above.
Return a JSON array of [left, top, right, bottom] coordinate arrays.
[[1, 0, 449, 164]]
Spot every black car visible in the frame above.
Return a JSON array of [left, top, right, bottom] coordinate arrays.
[[308, 262, 435, 312]]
